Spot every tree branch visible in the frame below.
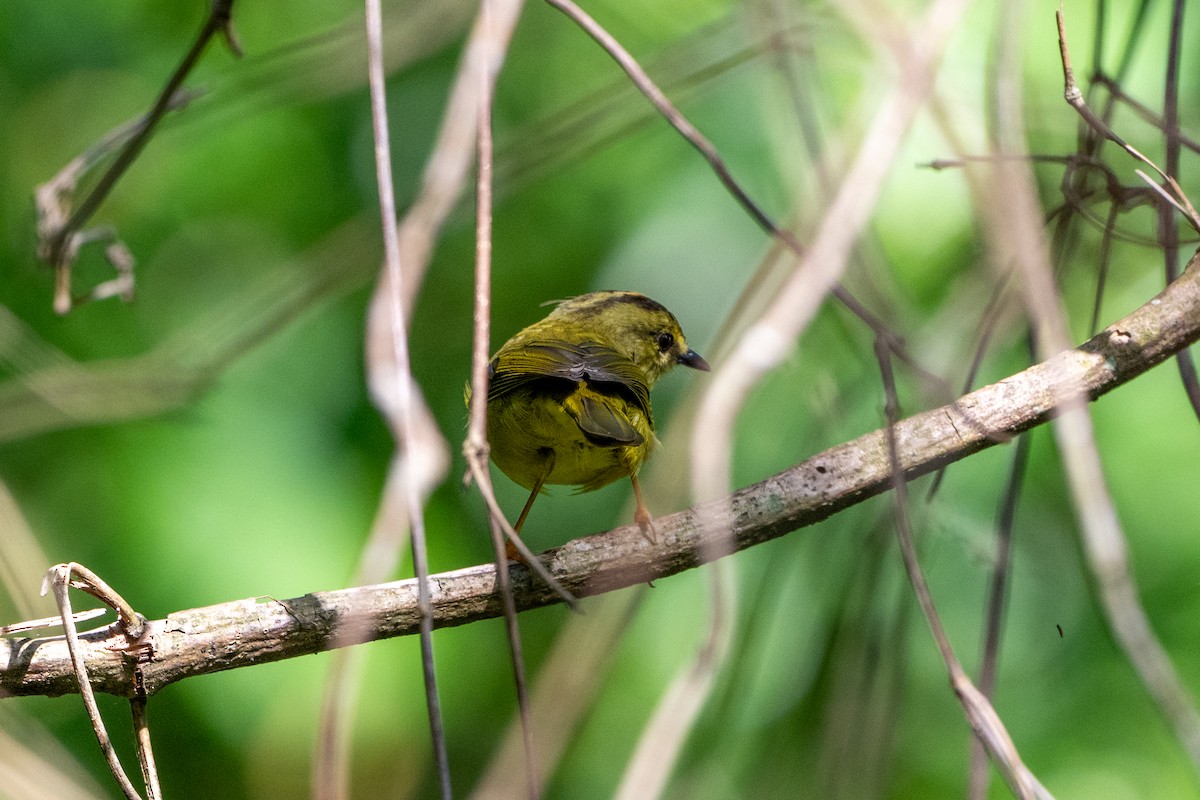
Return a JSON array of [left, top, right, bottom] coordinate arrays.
[[4, 249, 1200, 700]]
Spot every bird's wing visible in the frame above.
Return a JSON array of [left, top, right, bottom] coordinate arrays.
[[487, 339, 652, 419], [563, 390, 644, 445]]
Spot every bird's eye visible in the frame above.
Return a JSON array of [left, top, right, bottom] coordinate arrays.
[[655, 332, 675, 352]]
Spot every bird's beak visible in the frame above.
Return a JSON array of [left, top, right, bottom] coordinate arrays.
[[677, 348, 710, 371]]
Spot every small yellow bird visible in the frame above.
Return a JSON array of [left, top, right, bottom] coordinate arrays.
[[483, 291, 709, 545]]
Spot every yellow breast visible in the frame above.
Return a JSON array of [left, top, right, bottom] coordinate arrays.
[[487, 383, 654, 493]]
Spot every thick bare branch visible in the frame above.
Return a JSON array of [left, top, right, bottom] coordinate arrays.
[[4, 249, 1200, 700]]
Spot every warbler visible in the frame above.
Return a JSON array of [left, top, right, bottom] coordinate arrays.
[[481, 291, 709, 546]]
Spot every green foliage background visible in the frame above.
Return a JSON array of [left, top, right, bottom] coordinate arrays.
[[2, 1, 1199, 798]]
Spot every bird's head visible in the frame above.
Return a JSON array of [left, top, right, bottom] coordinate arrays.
[[549, 291, 710, 385]]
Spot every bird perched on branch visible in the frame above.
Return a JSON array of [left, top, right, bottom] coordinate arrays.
[[481, 290, 709, 548]]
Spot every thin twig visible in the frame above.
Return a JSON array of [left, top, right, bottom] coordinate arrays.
[[363, 0, 451, 793], [33, 86, 200, 268], [966, 430, 1031, 800], [542, 0, 925, 368], [691, 0, 970, 542], [0, 608, 107, 636], [1135, 171, 1200, 239], [56, 562, 163, 797], [130, 697, 162, 800], [614, 559, 735, 800], [1161, 0, 1184, 239], [1056, 7, 1200, 234], [46, 0, 238, 261], [874, 340, 1050, 800], [1088, 202, 1120, 336], [542, 0, 770, 231], [455, 0, 576, 605], [484, 514, 539, 798], [470, 589, 645, 798], [49, 562, 144, 640], [312, 655, 357, 800], [1052, 7, 1200, 774], [38, 0, 240, 313], [495, 15, 767, 193], [1154, 0, 1196, 435], [365, 0, 518, 330], [465, 462, 579, 609], [528, 7, 784, 790], [466, 2, 541, 796], [1088, 75, 1200, 156], [925, 264, 1017, 500], [315, 2, 520, 791], [40, 565, 145, 800]]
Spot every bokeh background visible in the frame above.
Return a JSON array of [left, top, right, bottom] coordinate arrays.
[[2, 1, 1200, 798]]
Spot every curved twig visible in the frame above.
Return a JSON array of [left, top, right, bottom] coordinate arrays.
[[39, 565, 148, 800], [38, 0, 241, 314], [362, 0, 452, 793]]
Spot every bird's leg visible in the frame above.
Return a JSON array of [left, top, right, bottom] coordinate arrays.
[[629, 473, 656, 544], [513, 480, 541, 536], [507, 450, 554, 561]]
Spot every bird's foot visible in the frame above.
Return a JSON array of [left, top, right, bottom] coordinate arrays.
[[504, 539, 528, 564], [634, 505, 657, 545]]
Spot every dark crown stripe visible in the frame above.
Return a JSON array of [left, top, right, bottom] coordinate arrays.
[[580, 292, 670, 316]]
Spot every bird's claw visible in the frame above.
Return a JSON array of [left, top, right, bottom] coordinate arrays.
[[634, 506, 657, 545]]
